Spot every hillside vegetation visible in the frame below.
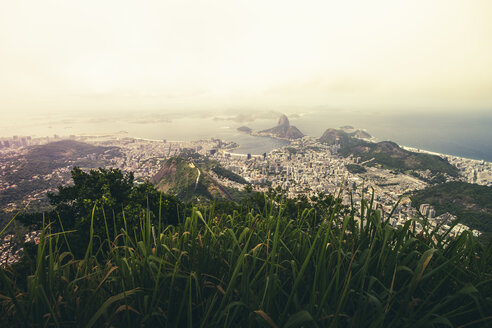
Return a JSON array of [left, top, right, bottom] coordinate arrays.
[[151, 155, 247, 202], [0, 168, 491, 327], [411, 181, 492, 234], [345, 163, 367, 174], [319, 129, 459, 178]]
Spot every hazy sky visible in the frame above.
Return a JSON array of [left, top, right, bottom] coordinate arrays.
[[1, 0, 491, 115]]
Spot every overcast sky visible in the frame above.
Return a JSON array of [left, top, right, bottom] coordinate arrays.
[[1, 0, 491, 115]]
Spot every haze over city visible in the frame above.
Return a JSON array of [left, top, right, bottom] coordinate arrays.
[[1, 0, 491, 116]]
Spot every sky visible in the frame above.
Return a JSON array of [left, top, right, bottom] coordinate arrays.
[[1, 0, 491, 116]]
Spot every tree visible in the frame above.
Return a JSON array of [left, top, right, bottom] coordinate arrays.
[[47, 167, 134, 226], [19, 167, 185, 257]]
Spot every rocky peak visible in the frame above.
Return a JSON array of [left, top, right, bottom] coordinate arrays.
[[258, 114, 304, 140], [277, 114, 290, 127]]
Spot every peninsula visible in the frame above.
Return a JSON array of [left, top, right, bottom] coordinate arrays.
[[255, 114, 304, 140]]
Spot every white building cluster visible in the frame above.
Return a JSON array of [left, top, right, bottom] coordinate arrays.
[[0, 231, 41, 267], [212, 136, 484, 236]]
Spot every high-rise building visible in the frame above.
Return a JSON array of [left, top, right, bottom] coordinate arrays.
[[419, 204, 430, 216], [419, 204, 436, 218]]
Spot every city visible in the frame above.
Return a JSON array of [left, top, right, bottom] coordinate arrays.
[[2, 132, 488, 248]]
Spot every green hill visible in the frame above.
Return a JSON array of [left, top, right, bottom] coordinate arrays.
[[151, 155, 247, 202], [319, 129, 459, 178], [411, 181, 492, 233]]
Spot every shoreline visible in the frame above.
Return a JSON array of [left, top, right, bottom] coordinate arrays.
[[2, 132, 490, 164], [400, 145, 489, 164]]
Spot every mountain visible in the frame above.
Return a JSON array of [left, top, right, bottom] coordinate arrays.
[[319, 129, 459, 178], [258, 114, 304, 140], [411, 182, 492, 234], [0, 140, 120, 224], [151, 156, 247, 202], [26, 140, 111, 163], [11, 140, 120, 179], [3, 139, 119, 184], [320, 128, 371, 142], [319, 128, 350, 145]]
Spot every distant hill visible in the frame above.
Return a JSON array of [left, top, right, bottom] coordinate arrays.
[[0, 140, 120, 224], [7, 140, 119, 179], [237, 126, 252, 134], [26, 140, 109, 163], [319, 128, 351, 145], [353, 129, 371, 139], [258, 114, 304, 140], [151, 156, 247, 202], [319, 129, 459, 178], [338, 126, 371, 139], [320, 128, 371, 142], [411, 182, 492, 234]]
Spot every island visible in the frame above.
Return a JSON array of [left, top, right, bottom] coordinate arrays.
[[237, 126, 252, 134]]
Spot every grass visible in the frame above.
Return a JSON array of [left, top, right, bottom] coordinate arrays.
[[0, 191, 491, 327]]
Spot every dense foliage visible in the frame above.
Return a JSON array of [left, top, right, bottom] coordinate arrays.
[[1, 168, 491, 327], [211, 165, 248, 184], [411, 181, 492, 234], [345, 164, 367, 174], [17, 167, 183, 257]]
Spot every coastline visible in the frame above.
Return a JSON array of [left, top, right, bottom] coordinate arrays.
[[2, 131, 490, 164], [401, 145, 490, 164]]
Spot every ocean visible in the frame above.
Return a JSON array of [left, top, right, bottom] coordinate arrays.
[[1, 110, 491, 161], [294, 110, 492, 162]]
